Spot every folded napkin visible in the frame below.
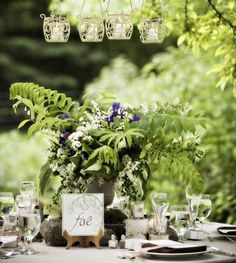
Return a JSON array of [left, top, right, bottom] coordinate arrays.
[[141, 241, 207, 254], [0, 236, 18, 248], [217, 226, 236, 236]]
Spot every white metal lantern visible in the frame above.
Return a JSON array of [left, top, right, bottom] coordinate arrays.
[[106, 13, 133, 40], [139, 17, 166, 44], [105, 0, 133, 40], [77, 0, 105, 42], [40, 14, 70, 43], [78, 18, 104, 42]]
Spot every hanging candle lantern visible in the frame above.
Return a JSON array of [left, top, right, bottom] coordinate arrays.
[[78, 18, 104, 42], [40, 13, 70, 43], [139, 17, 165, 44], [40, 0, 70, 43], [105, 0, 133, 40], [77, 0, 105, 42], [139, 0, 166, 44]]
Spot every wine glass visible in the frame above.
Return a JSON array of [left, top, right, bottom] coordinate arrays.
[[186, 185, 202, 229], [170, 205, 191, 241], [15, 195, 31, 213], [0, 192, 15, 230], [198, 194, 212, 230], [151, 193, 168, 236], [20, 181, 35, 197], [17, 209, 41, 255]]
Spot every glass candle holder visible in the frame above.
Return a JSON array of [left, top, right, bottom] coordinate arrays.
[[131, 201, 145, 219], [106, 13, 133, 40], [139, 17, 166, 44], [40, 14, 70, 43], [78, 17, 104, 42]]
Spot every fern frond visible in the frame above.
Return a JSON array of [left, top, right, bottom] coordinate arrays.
[[88, 145, 119, 168], [9, 82, 77, 134]]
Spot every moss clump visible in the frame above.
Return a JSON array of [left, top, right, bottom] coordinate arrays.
[[104, 208, 128, 224]]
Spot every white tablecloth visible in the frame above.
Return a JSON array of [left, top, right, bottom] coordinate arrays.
[[3, 223, 236, 263]]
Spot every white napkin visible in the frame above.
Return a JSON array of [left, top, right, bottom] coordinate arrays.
[[0, 236, 18, 248]]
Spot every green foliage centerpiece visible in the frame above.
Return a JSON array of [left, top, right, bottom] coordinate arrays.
[[10, 82, 205, 206]]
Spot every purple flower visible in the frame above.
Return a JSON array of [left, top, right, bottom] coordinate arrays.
[[62, 131, 71, 139], [62, 113, 70, 119], [59, 131, 71, 144], [112, 102, 120, 112], [119, 108, 126, 119], [105, 115, 114, 123], [132, 114, 141, 122]]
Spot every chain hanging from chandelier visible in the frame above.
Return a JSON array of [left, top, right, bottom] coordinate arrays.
[[40, 0, 166, 44], [40, 0, 70, 43]]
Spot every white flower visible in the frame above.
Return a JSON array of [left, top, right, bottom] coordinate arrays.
[[118, 138, 126, 149], [57, 148, 64, 158], [172, 97, 180, 106], [50, 161, 58, 172], [71, 140, 82, 150], [150, 103, 157, 112], [140, 103, 149, 114], [66, 163, 75, 176], [57, 165, 67, 177], [126, 169, 133, 179]]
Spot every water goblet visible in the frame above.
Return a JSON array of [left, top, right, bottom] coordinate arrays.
[[20, 181, 35, 198], [186, 185, 202, 229], [17, 208, 41, 255], [151, 193, 168, 236], [198, 194, 212, 230], [170, 205, 191, 241]]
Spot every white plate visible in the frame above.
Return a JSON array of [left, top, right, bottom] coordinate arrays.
[[140, 249, 208, 258]]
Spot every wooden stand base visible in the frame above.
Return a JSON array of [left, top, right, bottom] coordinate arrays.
[[63, 229, 104, 249]]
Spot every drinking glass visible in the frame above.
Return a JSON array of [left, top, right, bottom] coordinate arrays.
[[170, 205, 190, 241], [17, 209, 41, 255], [20, 181, 35, 197], [186, 185, 202, 228], [15, 195, 31, 213], [0, 192, 14, 230], [151, 193, 168, 236], [198, 194, 212, 229]]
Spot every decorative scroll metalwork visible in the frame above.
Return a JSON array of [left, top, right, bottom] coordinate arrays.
[[139, 0, 166, 44], [78, 18, 105, 42], [40, 14, 70, 43], [139, 17, 166, 44], [106, 14, 133, 40], [77, 0, 105, 42], [105, 0, 133, 40]]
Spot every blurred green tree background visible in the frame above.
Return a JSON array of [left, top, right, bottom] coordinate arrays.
[[0, 0, 235, 223]]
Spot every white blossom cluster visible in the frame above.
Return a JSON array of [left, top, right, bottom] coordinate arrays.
[[116, 155, 144, 199]]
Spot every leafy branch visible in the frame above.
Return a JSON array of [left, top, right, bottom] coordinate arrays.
[[207, 0, 236, 37]]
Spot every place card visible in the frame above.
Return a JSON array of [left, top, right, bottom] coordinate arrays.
[[62, 193, 104, 236]]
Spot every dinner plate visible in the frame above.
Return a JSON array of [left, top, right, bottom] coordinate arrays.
[[217, 227, 236, 237], [140, 249, 208, 258]]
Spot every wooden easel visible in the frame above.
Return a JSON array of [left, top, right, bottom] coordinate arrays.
[[63, 229, 104, 249]]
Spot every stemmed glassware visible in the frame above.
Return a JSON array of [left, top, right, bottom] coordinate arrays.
[[20, 181, 35, 198], [151, 192, 169, 236], [17, 208, 41, 255], [0, 192, 15, 231], [197, 194, 212, 231], [186, 185, 202, 229], [170, 205, 191, 241]]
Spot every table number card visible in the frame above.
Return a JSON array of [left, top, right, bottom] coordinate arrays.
[[62, 193, 104, 236]]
